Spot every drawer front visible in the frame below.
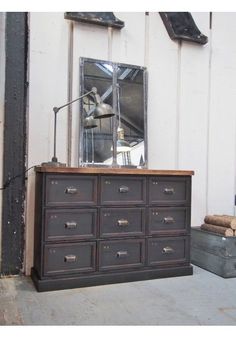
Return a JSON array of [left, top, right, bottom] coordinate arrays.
[[100, 208, 145, 238], [44, 209, 97, 241], [45, 175, 97, 207], [101, 176, 146, 205], [148, 236, 189, 266], [149, 176, 191, 205], [99, 239, 145, 271], [148, 207, 190, 235], [43, 242, 96, 276]]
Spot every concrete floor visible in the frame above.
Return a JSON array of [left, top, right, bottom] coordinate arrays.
[[1, 265, 236, 325]]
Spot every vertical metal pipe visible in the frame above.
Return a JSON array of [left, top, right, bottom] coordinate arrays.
[[53, 110, 57, 159], [206, 12, 213, 215], [67, 21, 74, 166], [112, 64, 118, 167], [79, 59, 85, 166], [85, 129, 88, 163], [144, 12, 149, 168], [108, 27, 113, 61], [144, 12, 149, 68], [91, 128, 94, 164], [175, 40, 182, 169]]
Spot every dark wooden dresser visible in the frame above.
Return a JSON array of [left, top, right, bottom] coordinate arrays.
[[31, 167, 194, 291]]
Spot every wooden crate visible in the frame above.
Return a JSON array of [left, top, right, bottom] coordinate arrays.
[[191, 227, 236, 278]]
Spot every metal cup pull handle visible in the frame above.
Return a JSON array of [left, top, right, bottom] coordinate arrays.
[[117, 219, 129, 227], [64, 221, 77, 229], [164, 188, 175, 195], [119, 186, 129, 193], [163, 217, 175, 224], [64, 254, 77, 263], [65, 187, 78, 194], [116, 250, 128, 258], [162, 246, 174, 254]]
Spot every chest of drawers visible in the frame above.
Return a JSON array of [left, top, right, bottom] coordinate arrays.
[[31, 167, 194, 292]]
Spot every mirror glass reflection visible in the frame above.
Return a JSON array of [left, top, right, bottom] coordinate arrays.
[[79, 58, 147, 168]]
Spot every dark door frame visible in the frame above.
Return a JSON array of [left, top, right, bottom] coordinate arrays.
[[1, 12, 28, 275]]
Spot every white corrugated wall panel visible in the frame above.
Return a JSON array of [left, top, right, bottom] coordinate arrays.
[[71, 22, 109, 166], [178, 13, 210, 226], [147, 12, 180, 169], [207, 12, 236, 216], [25, 12, 69, 274]]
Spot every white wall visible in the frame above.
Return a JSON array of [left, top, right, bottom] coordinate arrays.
[[25, 12, 236, 274], [147, 12, 236, 225], [0, 12, 5, 272], [25, 12, 69, 274]]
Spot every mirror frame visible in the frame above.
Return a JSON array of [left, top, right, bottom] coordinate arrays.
[[79, 57, 148, 168]]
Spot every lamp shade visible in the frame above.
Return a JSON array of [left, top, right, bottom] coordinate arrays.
[[117, 139, 131, 152], [84, 116, 97, 129], [116, 126, 131, 152], [93, 102, 114, 119], [92, 89, 114, 119]]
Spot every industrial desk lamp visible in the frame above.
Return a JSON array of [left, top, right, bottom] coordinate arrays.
[[42, 87, 114, 167]]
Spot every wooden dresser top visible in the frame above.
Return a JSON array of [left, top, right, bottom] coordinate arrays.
[[35, 166, 194, 176]]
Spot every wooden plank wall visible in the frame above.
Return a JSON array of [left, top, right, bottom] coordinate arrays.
[[24, 12, 236, 274]]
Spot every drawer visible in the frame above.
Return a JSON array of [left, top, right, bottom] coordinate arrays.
[[149, 176, 191, 205], [99, 239, 145, 271], [43, 242, 96, 276], [44, 209, 97, 241], [101, 176, 146, 205], [45, 175, 97, 207], [148, 207, 190, 235], [100, 208, 145, 238], [147, 236, 189, 266]]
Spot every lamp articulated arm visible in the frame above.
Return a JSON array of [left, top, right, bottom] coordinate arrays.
[[41, 86, 114, 167], [52, 87, 97, 114], [51, 87, 98, 165]]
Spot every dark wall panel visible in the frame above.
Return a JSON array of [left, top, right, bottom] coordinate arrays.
[[1, 12, 28, 275]]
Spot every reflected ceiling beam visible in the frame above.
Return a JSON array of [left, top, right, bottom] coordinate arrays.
[[120, 116, 143, 135], [84, 66, 143, 135], [96, 63, 113, 77], [85, 67, 133, 116], [131, 69, 140, 81], [118, 68, 133, 80]]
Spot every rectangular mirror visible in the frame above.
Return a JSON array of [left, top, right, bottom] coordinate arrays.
[[79, 57, 147, 168]]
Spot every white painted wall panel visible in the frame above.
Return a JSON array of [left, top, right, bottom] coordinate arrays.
[[147, 12, 180, 169], [25, 12, 69, 274], [207, 13, 236, 216], [27, 12, 69, 166], [178, 13, 210, 226], [112, 12, 146, 66], [71, 22, 109, 166]]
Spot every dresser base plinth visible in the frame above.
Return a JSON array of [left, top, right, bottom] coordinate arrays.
[[31, 265, 193, 292]]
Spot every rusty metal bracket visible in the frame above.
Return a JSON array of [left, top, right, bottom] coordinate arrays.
[[159, 12, 208, 45], [64, 12, 124, 29]]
